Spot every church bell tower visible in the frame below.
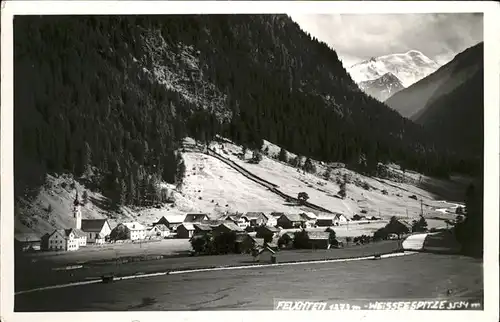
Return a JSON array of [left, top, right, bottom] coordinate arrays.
[[73, 190, 82, 230]]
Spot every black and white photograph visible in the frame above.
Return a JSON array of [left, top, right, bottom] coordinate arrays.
[[1, 1, 499, 320]]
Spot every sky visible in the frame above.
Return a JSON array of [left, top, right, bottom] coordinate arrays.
[[290, 13, 483, 68]]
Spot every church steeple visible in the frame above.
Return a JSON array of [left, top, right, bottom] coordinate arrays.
[[73, 189, 82, 230]]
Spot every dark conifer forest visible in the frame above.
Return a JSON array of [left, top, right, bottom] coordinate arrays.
[[14, 15, 483, 207]]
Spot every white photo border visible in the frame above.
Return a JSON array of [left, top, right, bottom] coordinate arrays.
[[1, 1, 499, 322]]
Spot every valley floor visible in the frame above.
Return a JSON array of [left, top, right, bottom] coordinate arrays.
[[15, 252, 483, 311]]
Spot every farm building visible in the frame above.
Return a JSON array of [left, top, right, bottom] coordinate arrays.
[[277, 213, 306, 229], [333, 213, 349, 224], [200, 219, 224, 227], [110, 222, 147, 241], [213, 222, 245, 235], [224, 213, 250, 229], [316, 217, 335, 227], [155, 215, 185, 231], [265, 213, 279, 227], [299, 212, 318, 227], [244, 212, 268, 227], [81, 219, 111, 244], [384, 219, 412, 237], [177, 223, 196, 239], [14, 233, 41, 252], [255, 225, 281, 239], [305, 231, 331, 249], [193, 223, 213, 235], [42, 228, 86, 251], [184, 213, 209, 223], [148, 224, 170, 238]]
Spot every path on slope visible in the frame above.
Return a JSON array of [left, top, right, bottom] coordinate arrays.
[[205, 147, 334, 214]]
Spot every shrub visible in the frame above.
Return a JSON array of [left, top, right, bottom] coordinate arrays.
[[251, 150, 263, 164], [297, 192, 309, 204], [411, 215, 428, 232], [293, 229, 309, 249]]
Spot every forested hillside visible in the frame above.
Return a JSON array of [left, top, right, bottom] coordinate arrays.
[[15, 15, 480, 208]]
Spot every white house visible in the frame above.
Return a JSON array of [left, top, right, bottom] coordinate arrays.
[[148, 224, 170, 238], [111, 222, 147, 241], [81, 219, 112, 244], [265, 213, 281, 227], [42, 229, 85, 251], [300, 212, 318, 227], [155, 215, 186, 231], [225, 213, 250, 229], [333, 213, 349, 225]]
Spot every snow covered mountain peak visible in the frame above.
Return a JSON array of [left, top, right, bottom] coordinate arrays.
[[348, 50, 441, 88], [358, 72, 405, 102]]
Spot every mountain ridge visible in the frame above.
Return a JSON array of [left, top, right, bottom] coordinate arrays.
[[358, 72, 406, 102]]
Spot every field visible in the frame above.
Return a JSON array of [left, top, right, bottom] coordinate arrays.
[[15, 252, 483, 311], [208, 138, 465, 222], [24, 239, 192, 265], [16, 241, 402, 292]]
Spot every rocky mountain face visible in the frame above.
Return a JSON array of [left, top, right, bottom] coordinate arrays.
[[348, 50, 441, 101], [358, 72, 405, 102]]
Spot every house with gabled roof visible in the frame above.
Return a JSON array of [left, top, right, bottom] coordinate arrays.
[[15, 233, 42, 252], [193, 223, 213, 235], [155, 215, 186, 231], [299, 212, 318, 227], [148, 224, 170, 238], [184, 213, 209, 223], [213, 221, 245, 235], [384, 218, 413, 238], [277, 213, 306, 229], [81, 219, 111, 244], [177, 223, 196, 239], [256, 225, 281, 239], [110, 222, 147, 241], [244, 212, 268, 227], [305, 230, 331, 249], [223, 213, 250, 229], [42, 229, 85, 251]]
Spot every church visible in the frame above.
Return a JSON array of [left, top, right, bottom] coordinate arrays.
[[74, 191, 112, 244]]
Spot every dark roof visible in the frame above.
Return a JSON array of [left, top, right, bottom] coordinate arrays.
[[270, 212, 285, 217], [217, 222, 244, 232], [193, 223, 213, 231], [81, 219, 108, 232], [184, 213, 209, 222], [259, 226, 280, 233], [280, 213, 306, 222], [152, 224, 170, 231], [65, 228, 86, 238], [201, 219, 224, 227], [15, 233, 41, 242], [244, 212, 265, 219]]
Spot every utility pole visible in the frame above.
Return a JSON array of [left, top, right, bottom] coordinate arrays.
[[420, 199, 423, 217]]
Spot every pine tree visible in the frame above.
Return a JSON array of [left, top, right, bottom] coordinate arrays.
[[303, 157, 316, 173], [278, 148, 288, 163]]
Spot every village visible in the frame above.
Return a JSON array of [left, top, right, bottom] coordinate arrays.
[[14, 188, 430, 262]]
